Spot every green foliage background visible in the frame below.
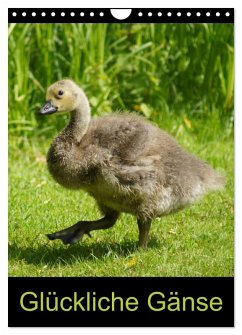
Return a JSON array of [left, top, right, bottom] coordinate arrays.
[[8, 23, 234, 277], [8, 23, 234, 135]]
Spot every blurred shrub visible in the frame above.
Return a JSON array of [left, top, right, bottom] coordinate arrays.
[[8, 23, 234, 135]]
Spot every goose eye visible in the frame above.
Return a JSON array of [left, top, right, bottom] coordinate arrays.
[[58, 90, 64, 96]]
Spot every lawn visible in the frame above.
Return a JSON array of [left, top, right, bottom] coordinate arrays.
[[8, 114, 234, 277]]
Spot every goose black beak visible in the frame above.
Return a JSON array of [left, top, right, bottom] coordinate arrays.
[[39, 100, 58, 115]]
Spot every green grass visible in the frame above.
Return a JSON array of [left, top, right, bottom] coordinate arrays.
[[8, 114, 234, 277], [8, 23, 234, 137]]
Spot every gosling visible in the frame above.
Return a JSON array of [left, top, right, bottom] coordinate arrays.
[[39, 79, 224, 248]]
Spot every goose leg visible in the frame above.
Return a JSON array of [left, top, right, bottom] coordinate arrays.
[[137, 219, 151, 249], [47, 210, 119, 245]]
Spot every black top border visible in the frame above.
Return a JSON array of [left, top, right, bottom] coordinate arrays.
[[9, 8, 234, 23]]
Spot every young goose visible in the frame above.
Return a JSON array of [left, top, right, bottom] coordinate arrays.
[[39, 79, 225, 248]]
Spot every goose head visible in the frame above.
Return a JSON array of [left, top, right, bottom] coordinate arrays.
[[39, 79, 84, 115]]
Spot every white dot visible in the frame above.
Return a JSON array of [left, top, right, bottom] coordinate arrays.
[[138, 12, 143, 17], [61, 12, 65, 17], [196, 12, 201, 17], [51, 12, 55, 17], [80, 12, 84, 16], [100, 12, 104, 16], [158, 12, 162, 17], [12, 12, 17, 17], [206, 12, 210, 17], [167, 12, 172, 17], [41, 12, 46, 17], [148, 12, 152, 17], [32, 12, 36, 17], [90, 12, 94, 16], [22, 12, 26, 17], [71, 12, 75, 17], [177, 12, 181, 17], [226, 12, 230, 17], [216, 12, 220, 17], [187, 12, 191, 17]]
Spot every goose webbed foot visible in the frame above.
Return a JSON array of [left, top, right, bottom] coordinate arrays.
[[46, 211, 119, 245], [46, 221, 91, 245]]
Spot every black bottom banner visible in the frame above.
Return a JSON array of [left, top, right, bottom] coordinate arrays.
[[8, 277, 234, 327]]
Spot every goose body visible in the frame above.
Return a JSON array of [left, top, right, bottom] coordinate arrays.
[[39, 79, 224, 248]]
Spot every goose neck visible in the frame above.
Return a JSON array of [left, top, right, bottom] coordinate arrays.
[[69, 100, 91, 143]]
